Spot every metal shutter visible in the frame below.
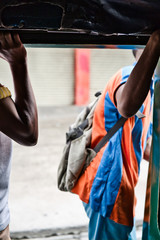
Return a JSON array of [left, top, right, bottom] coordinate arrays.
[[90, 49, 135, 101]]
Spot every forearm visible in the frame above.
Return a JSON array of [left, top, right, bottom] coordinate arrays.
[[10, 61, 38, 142]]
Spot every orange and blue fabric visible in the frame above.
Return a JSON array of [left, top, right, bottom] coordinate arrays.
[[72, 64, 153, 240]]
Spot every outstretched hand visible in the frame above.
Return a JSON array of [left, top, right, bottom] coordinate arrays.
[[0, 32, 26, 65]]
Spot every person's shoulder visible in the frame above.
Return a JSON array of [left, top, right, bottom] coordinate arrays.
[[121, 64, 135, 80], [110, 64, 134, 80], [122, 64, 135, 73]]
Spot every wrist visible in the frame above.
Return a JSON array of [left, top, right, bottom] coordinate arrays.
[[8, 47, 27, 66], [9, 58, 27, 68], [150, 31, 160, 52]]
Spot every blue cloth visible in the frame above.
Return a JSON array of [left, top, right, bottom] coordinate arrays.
[[83, 202, 137, 240], [142, 221, 149, 240], [88, 65, 153, 218], [81, 64, 153, 239]]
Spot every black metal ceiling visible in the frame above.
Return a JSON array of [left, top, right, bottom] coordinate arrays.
[[0, 0, 160, 45]]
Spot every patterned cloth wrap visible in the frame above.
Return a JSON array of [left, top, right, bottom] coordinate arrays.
[[0, 86, 11, 99]]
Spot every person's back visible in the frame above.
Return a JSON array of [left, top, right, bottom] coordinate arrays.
[[71, 29, 160, 239], [72, 63, 153, 239]]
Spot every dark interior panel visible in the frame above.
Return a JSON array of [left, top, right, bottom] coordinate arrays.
[[0, 0, 159, 45]]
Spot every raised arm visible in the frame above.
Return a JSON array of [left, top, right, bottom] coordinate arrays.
[[115, 30, 160, 118], [0, 32, 38, 146]]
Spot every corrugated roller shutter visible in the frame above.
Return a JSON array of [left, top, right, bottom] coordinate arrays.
[[0, 48, 75, 106], [0, 48, 136, 106], [90, 49, 135, 101], [27, 48, 74, 106]]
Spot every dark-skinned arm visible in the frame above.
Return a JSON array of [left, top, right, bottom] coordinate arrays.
[[0, 32, 38, 146], [143, 137, 152, 161], [115, 30, 160, 118]]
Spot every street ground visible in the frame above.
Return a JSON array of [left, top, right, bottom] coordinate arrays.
[[9, 106, 149, 240]]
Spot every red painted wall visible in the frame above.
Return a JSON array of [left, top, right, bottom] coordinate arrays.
[[74, 49, 90, 105]]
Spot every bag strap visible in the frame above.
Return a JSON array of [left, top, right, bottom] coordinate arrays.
[[94, 117, 127, 153], [94, 110, 145, 153]]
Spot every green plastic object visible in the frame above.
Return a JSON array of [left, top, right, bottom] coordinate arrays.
[[149, 74, 160, 239]]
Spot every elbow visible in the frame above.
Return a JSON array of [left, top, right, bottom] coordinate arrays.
[[116, 91, 138, 118], [118, 109, 135, 119], [117, 101, 138, 119], [16, 131, 38, 146], [23, 123, 38, 146], [23, 131, 38, 146], [26, 132, 38, 146], [22, 115, 38, 146]]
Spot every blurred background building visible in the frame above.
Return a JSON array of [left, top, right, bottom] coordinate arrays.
[[0, 48, 147, 240], [0, 47, 135, 107]]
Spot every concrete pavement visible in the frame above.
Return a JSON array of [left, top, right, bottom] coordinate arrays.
[[9, 106, 149, 240], [10, 106, 89, 239]]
